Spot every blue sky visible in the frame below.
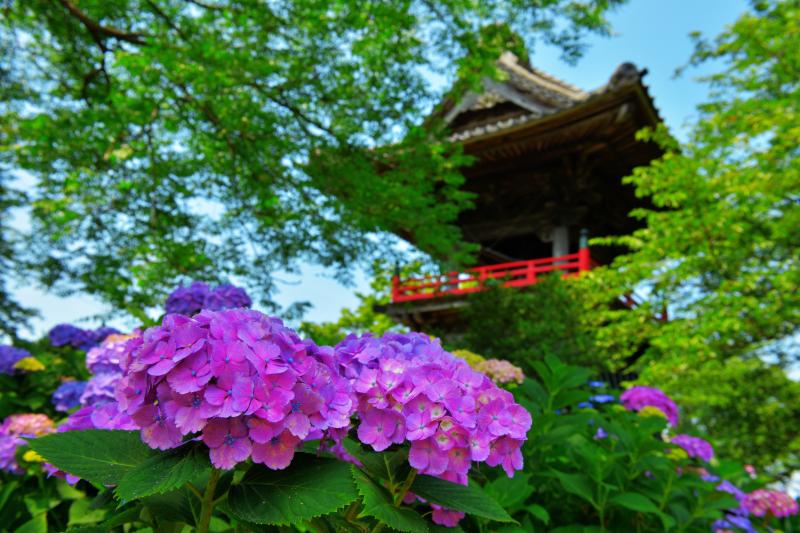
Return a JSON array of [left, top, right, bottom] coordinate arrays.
[[10, 0, 749, 339]]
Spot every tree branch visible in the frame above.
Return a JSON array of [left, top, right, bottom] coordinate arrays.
[[55, 0, 147, 45]]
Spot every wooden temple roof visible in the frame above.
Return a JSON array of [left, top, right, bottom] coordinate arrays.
[[431, 52, 664, 266], [439, 51, 661, 148]]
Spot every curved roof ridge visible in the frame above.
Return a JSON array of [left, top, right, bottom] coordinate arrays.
[[498, 51, 588, 100]]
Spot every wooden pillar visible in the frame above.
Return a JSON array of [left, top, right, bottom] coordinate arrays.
[[552, 225, 569, 258]]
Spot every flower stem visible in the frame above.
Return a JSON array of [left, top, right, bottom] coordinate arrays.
[[370, 468, 418, 533], [394, 468, 417, 506], [197, 468, 222, 533]]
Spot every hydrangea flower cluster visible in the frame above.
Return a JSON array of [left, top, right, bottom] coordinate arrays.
[[49, 334, 140, 438], [61, 333, 138, 413], [0, 414, 55, 474], [334, 332, 532, 526], [0, 344, 30, 375], [51, 381, 88, 412], [742, 489, 799, 518], [474, 358, 525, 385], [117, 309, 353, 470], [671, 434, 714, 462], [164, 281, 252, 316], [48, 324, 119, 351], [620, 386, 679, 427]]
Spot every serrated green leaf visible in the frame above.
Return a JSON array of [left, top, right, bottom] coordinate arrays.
[[342, 438, 408, 482], [116, 443, 210, 501], [28, 430, 154, 485], [410, 474, 514, 523], [351, 466, 428, 533], [227, 455, 358, 525]]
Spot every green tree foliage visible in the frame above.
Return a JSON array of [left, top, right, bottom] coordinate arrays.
[[0, 0, 623, 316], [457, 274, 598, 370], [588, 0, 800, 468]]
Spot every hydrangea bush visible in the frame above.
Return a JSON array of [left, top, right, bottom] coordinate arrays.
[[0, 298, 797, 531]]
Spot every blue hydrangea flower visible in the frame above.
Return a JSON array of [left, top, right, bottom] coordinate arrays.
[[588, 380, 606, 388], [577, 401, 593, 409], [51, 381, 88, 412], [0, 345, 30, 375], [590, 394, 615, 404]]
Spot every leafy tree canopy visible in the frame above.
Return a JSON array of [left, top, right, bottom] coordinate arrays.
[[0, 0, 623, 320], [587, 0, 800, 468]]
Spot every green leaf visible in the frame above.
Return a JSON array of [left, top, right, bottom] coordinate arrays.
[[342, 438, 408, 482], [116, 443, 210, 501], [227, 455, 358, 525], [351, 466, 429, 533], [609, 492, 660, 514], [610, 493, 675, 530], [16, 513, 47, 533], [553, 471, 595, 505], [68, 498, 107, 526], [410, 474, 514, 523], [142, 486, 200, 526], [484, 472, 534, 510], [526, 504, 550, 525], [28, 430, 154, 485]]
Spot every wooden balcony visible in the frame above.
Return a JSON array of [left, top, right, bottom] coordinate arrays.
[[391, 246, 592, 303]]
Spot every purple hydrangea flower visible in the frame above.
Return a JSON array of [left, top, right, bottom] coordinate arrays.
[[620, 386, 679, 427], [164, 282, 253, 316], [0, 345, 30, 375], [85, 333, 135, 374], [671, 434, 714, 462], [712, 516, 756, 533], [48, 324, 96, 350], [203, 284, 253, 311], [165, 282, 211, 315], [334, 332, 532, 528], [118, 309, 354, 470], [51, 381, 88, 412], [80, 372, 120, 407]]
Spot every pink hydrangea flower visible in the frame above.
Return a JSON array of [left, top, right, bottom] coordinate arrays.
[[620, 386, 679, 427], [743, 489, 799, 518]]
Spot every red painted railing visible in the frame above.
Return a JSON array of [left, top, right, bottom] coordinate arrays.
[[391, 246, 592, 303]]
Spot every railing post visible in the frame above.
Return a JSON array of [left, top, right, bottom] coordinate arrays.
[[391, 263, 401, 302], [578, 228, 591, 272]]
